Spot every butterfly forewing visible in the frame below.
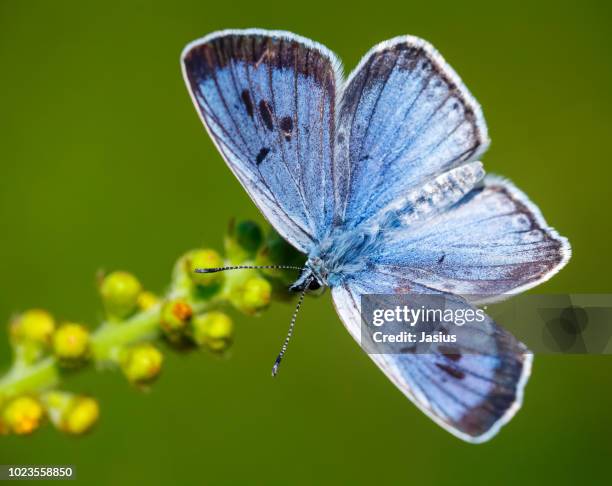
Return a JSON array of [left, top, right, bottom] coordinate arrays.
[[334, 36, 489, 228], [182, 30, 342, 251]]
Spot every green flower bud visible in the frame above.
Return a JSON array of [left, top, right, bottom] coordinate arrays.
[[224, 219, 263, 263], [232, 277, 272, 315], [160, 299, 193, 334], [137, 291, 158, 311], [236, 220, 263, 252], [188, 249, 224, 287], [120, 343, 163, 385], [1, 396, 44, 435], [10, 309, 56, 346], [100, 271, 142, 319], [191, 312, 234, 352], [256, 229, 304, 282], [43, 391, 99, 435], [52, 322, 90, 363]]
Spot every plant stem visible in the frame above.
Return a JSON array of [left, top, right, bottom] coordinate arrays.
[[91, 304, 162, 362], [0, 358, 59, 402]]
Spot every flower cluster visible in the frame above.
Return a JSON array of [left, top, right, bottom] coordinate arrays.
[[0, 221, 303, 436]]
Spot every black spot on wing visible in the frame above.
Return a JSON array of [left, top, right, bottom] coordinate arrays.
[[256, 147, 270, 165], [259, 100, 274, 131], [240, 90, 254, 118], [437, 254, 446, 264], [280, 116, 293, 141], [435, 362, 465, 380], [438, 345, 461, 362]]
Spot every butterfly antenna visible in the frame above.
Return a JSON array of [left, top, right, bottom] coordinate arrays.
[[195, 264, 302, 274], [271, 286, 307, 377]]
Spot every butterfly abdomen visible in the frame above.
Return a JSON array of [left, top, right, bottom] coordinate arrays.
[[379, 161, 485, 228]]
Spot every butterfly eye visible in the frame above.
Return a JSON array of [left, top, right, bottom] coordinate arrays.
[[308, 279, 321, 291]]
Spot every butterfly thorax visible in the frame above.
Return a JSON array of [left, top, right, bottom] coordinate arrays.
[[289, 227, 382, 293], [302, 226, 384, 289]]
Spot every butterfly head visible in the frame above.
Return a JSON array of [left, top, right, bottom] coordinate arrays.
[[288, 257, 327, 294]]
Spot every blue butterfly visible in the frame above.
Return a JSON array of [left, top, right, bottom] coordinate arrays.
[[181, 29, 571, 443]]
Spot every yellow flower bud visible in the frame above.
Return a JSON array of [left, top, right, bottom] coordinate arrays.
[[1, 396, 44, 435], [192, 312, 234, 352], [100, 271, 142, 319], [63, 397, 100, 435], [188, 249, 224, 287], [233, 277, 272, 315], [52, 322, 90, 362], [137, 291, 158, 311], [11, 309, 55, 345], [42, 391, 99, 435], [160, 299, 192, 334], [121, 343, 163, 385]]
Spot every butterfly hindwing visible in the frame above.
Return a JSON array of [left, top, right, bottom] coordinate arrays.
[[373, 176, 571, 302], [334, 36, 489, 228], [331, 271, 531, 443], [182, 29, 342, 252]]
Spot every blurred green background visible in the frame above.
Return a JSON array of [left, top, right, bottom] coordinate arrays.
[[1, 0, 610, 484]]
